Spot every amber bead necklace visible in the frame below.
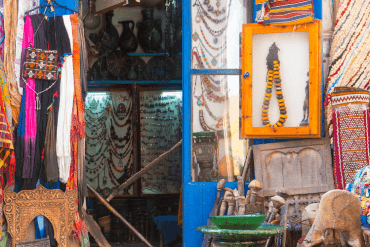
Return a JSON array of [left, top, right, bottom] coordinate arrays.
[[262, 61, 288, 127]]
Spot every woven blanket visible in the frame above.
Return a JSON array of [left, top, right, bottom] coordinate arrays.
[[258, 0, 314, 25], [325, 0, 370, 136], [332, 87, 370, 190]]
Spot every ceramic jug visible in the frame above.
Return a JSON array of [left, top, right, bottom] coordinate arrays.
[[97, 11, 119, 52], [118, 21, 138, 53], [136, 8, 163, 53]]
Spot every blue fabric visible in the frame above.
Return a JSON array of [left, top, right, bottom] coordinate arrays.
[[33, 180, 60, 239], [35, 180, 46, 239], [153, 216, 181, 245], [44, 180, 60, 189]]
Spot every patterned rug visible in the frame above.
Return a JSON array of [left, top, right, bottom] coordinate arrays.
[[332, 87, 370, 189], [325, 0, 370, 136]]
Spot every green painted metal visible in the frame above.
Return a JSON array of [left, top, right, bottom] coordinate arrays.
[[213, 240, 265, 247], [196, 224, 283, 242], [210, 214, 266, 230]]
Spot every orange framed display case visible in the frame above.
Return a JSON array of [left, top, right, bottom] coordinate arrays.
[[241, 21, 322, 139]]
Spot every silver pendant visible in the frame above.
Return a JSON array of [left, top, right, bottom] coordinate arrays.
[[35, 95, 41, 110], [211, 57, 218, 66]]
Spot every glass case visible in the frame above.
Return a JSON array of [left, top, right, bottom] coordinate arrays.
[[139, 90, 182, 194], [85, 91, 134, 195], [191, 75, 248, 182]]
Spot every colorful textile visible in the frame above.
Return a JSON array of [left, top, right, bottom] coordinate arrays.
[[0, 78, 13, 152], [4, 0, 22, 127], [15, 0, 39, 95], [0, 59, 11, 129], [332, 87, 370, 189], [325, 0, 370, 137], [67, 15, 88, 241], [0, 2, 4, 61], [23, 16, 36, 179], [259, 0, 314, 25]]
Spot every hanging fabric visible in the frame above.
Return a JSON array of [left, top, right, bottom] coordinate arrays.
[[22, 15, 36, 179], [332, 87, 370, 189], [4, 0, 22, 128], [15, 0, 39, 96], [56, 15, 74, 184], [325, 0, 370, 138]]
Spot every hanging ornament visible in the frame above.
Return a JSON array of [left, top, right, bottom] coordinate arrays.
[[118, 159, 124, 168], [196, 13, 201, 23], [192, 32, 199, 41], [211, 57, 217, 66]]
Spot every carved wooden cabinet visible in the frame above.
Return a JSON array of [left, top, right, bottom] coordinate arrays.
[[253, 138, 335, 225], [253, 138, 334, 197]]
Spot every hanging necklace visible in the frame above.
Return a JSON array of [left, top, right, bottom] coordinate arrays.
[[194, 94, 223, 121], [194, 3, 231, 41], [196, 42, 226, 68], [85, 105, 110, 116], [262, 43, 287, 127], [86, 155, 105, 175], [202, 0, 226, 16], [202, 78, 228, 103], [111, 151, 133, 172], [194, 28, 227, 51], [195, 0, 229, 24]]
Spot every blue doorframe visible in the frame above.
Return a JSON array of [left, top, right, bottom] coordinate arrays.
[[182, 0, 323, 245]]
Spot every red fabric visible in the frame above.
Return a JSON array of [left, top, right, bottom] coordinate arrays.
[[333, 104, 370, 189]]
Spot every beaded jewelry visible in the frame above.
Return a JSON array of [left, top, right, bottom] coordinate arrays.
[[202, 0, 226, 16], [195, 0, 229, 24], [262, 43, 287, 127], [198, 43, 226, 68], [199, 27, 227, 51]]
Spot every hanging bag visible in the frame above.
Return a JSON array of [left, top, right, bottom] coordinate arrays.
[[22, 45, 59, 80]]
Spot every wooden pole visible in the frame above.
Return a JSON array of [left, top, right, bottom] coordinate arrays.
[[241, 146, 253, 182], [87, 183, 154, 247], [106, 140, 183, 202]]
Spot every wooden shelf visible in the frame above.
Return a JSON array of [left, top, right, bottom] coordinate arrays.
[[87, 80, 182, 85]]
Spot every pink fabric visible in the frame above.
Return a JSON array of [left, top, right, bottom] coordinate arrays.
[[22, 16, 36, 178]]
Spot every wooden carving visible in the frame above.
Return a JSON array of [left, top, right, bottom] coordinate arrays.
[[299, 190, 365, 247], [253, 138, 334, 197], [3, 185, 77, 247], [16, 237, 51, 247]]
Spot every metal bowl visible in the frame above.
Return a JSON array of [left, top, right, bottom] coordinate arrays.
[[210, 214, 266, 230]]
